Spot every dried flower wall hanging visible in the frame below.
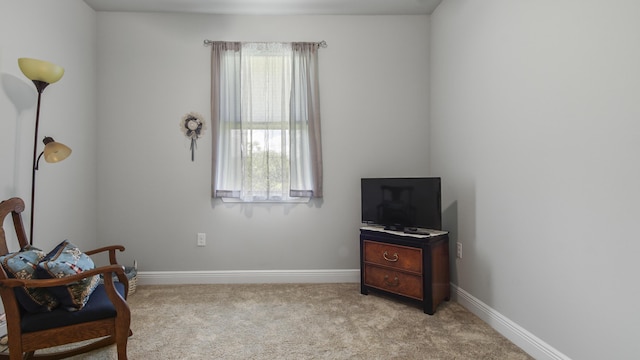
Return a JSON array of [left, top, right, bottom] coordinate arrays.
[[180, 112, 206, 161]]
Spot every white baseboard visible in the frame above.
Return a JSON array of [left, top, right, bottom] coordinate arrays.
[[452, 284, 571, 360], [137, 269, 360, 285]]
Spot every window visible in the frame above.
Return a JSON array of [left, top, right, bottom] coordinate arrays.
[[211, 42, 323, 202]]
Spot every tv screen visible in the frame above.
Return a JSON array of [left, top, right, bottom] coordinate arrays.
[[361, 177, 442, 231]]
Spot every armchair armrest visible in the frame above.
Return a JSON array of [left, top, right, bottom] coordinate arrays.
[[0, 265, 126, 289], [0, 265, 130, 312], [85, 245, 126, 265]]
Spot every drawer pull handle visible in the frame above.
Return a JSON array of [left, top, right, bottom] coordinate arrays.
[[383, 251, 399, 262], [384, 275, 399, 287]]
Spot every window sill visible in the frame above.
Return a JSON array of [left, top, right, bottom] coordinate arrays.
[[220, 197, 310, 204]]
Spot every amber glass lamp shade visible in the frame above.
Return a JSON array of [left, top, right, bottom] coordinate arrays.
[[42, 137, 71, 163], [18, 58, 64, 84]]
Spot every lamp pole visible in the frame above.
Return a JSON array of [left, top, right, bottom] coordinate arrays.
[[29, 81, 49, 245]]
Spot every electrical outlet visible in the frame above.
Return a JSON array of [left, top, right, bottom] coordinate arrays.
[[197, 233, 206, 246], [456, 242, 462, 259]]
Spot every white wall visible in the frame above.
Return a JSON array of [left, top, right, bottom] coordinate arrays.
[[6, 2, 636, 358], [0, 0, 98, 253], [95, 13, 431, 271], [430, 1, 640, 359]]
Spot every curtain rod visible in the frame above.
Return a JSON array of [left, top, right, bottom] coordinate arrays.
[[203, 39, 327, 48]]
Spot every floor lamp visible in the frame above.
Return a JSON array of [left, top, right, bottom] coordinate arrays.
[[18, 58, 72, 245]]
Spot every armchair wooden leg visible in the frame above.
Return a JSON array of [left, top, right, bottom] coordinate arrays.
[[115, 332, 129, 360]]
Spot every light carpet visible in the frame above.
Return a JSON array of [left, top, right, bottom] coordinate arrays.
[[61, 283, 532, 359]]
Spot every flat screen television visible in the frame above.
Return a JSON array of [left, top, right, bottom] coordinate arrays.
[[361, 177, 442, 231]]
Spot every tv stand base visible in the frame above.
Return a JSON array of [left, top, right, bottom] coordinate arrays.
[[359, 227, 450, 315]]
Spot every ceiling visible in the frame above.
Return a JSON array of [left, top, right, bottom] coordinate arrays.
[[83, 0, 443, 15]]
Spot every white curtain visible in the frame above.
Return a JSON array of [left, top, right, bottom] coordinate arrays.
[[211, 42, 323, 201], [290, 42, 323, 198], [211, 42, 242, 198]]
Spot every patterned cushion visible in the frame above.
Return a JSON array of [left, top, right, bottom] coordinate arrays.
[[0, 246, 59, 313], [36, 240, 100, 311]]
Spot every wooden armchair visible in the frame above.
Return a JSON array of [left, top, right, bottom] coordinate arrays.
[[0, 197, 132, 359]]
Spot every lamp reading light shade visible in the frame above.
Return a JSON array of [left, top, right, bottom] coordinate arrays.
[[42, 137, 72, 163]]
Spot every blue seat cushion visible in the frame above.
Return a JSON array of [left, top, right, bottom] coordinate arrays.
[[21, 282, 125, 333]]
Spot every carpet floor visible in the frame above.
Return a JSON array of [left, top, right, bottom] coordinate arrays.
[[50, 283, 532, 359]]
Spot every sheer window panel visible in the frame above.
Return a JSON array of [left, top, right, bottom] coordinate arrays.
[[211, 42, 323, 203]]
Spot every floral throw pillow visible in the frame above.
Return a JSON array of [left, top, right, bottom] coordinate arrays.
[[0, 246, 59, 313], [36, 240, 100, 311]]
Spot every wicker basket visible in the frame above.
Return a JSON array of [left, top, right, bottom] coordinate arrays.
[[106, 265, 138, 295], [123, 266, 138, 295]]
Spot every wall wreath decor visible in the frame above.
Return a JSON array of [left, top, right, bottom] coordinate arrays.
[[180, 112, 206, 161]]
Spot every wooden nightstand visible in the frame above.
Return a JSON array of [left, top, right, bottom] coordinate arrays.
[[360, 226, 450, 315]]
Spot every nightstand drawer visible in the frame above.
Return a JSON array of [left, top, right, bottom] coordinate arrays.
[[363, 240, 422, 273], [364, 264, 423, 300]]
